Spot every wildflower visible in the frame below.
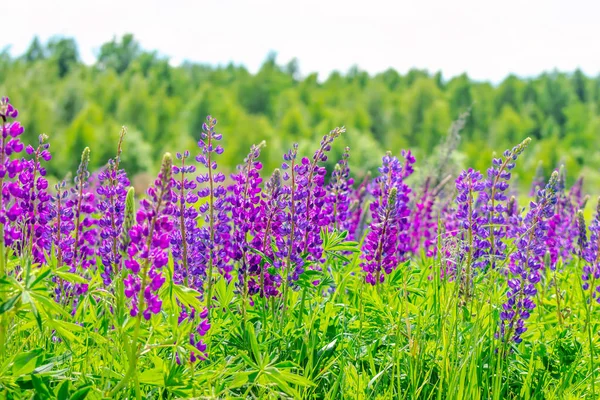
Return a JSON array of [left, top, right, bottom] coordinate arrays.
[[324, 147, 354, 233], [249, 169, 287, 297], [195, 116, 231, 308], [171, 150, 204, 289], [124, 153, 175, 320], [361, 187, 400, 285], [97, 128, 130, 284], [230, 142, 265, 296], [481, 138, 531, 270], [582, 198, 600, 304], [499, 172, 558, 344]]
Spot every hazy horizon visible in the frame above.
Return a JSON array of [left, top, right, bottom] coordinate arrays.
[[4, 0, 600, 83]]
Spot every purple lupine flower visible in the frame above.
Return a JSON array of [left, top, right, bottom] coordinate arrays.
[[480, 138, 531, 270], [407, 178, 437, 258], [544, 168, 579, 270], [248, 169, 287, 298], [582, 198, 600, 304], [0, 97, 27, 270], [177, 307, 210, 363], [394, 150, 415, 261], [278, 143, 304, 285], [454, 168, 488, 295], [345, 173, 370, 242], [124, 153, 175, 320], [229, 142, 264, 296], [67, 148, 97, 274], [360, 151, 412, 285], [50, 179, 75, 302], [96, 127, 130, 284], [297, 127, 345, 264], [171, 151, 204, 289], [195, 116, 231, 308], [97, 163, 130, 284], [505, 196, 524, 240], [437, 199, 461, 280], [499, 171, 558, 344], [361, 187, 400, 285], [324, 146, 354, 233], [367, 151, 413, 264], [18, 135, 53, 263]]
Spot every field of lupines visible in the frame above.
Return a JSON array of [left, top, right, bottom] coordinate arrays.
[[0, 96, 599, 400]]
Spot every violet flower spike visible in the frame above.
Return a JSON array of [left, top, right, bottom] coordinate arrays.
[[124, 153, 175, 320], [499, 171, 558, 344]]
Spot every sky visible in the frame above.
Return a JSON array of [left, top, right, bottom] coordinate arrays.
[[3, 0, 600, 82]]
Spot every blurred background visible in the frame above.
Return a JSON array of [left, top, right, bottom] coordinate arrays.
[[2, 0, 600, 191]]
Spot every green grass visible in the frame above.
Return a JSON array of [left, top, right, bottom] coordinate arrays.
[[0, 229, 598, 399]]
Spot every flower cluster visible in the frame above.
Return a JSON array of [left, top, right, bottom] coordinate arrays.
[[96, 129, 130, 284], [455, 168, 488, 271], [480, 138, 531, 270], [248, 169, 287, 297], [124, 153, 175, 320], [499, 171, 558, 344], [325, 147, 354, 233], [196, 117, 232, 301], [229, 143, 264, 295], [581, 198, 600, 304], [171, 151, 203, 289], [361, 151, 414, 285]]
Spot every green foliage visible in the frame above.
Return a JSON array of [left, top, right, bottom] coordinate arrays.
[[0, 229, 599, 398]]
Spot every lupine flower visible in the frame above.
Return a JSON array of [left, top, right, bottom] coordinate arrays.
[[408, 178, 437, 258], [438, 199, 461, 279], [582, 198, 600, 304], [68, 148, 97, 274], [499, 171, 558, 344], [229, 142, 264, 296], [480, 138, 531, 270], [345, 173, 370, 242], [368, 151, 414, 264], [50, 180, 74, 269], [361, 187, 400, 285], [97, 129, 130, 284], [240, 169, 286, 298], [12, 134, 52, 263], [177, 307, 210, 363], [278, 144, 304, 284], [0, 97, 27, 268], [324, 146, 354, 233], [124, 153, 175, 320], [297, 127, 345, 263], [195, 116, 231, 308], [171, 151, 204, 289], [360, 151, 413, 285], [454, 168, 488, 296]]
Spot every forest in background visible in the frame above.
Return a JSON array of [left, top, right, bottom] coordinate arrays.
[[1, 34, 599, 189]]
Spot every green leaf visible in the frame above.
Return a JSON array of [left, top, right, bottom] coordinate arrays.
[[56, 380, 70, 400], [139, 368, 164, 386], [54, 270, 89, 284], [70, 385, 92, 400], [0, 294, 20, 314], [12, 349, 42, 377], [31, 374, 52, 398]]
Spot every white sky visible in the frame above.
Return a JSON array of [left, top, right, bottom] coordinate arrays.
[[3, 0, 600, 82]]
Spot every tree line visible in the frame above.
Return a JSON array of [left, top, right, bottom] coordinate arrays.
[[1, 34, 599, 189]]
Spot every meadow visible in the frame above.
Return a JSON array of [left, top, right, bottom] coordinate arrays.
[[0, 95, 599, 400]]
